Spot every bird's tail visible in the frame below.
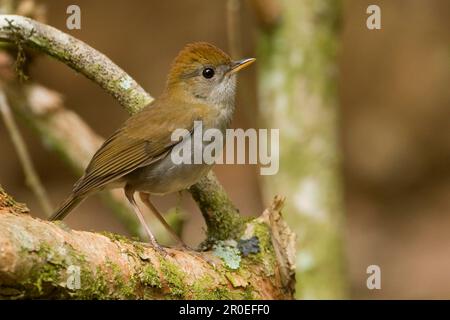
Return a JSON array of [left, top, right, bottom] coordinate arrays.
[[49, 194, 84, 221]]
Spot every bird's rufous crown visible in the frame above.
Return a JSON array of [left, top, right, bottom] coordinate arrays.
[[167, 42, 232, 86]]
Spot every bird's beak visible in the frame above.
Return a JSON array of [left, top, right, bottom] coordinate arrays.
[[228, 58, 256, 74]]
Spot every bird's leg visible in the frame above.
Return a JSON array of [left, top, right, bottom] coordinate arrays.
[[124, 186, 166, 255], [139, 192, 216, 267], [139, 192, 189, 249]]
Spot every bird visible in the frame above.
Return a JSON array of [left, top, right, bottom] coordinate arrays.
[[49, 42, 255, 253]]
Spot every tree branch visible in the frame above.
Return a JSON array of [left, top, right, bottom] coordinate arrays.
[[0, 14, 152, 113], [0, 14, 243, 242], [0, 186, 295, 299]]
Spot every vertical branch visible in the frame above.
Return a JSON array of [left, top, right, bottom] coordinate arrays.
[[226, 0, 241, 59], [256, 0, 347, 298], [189, 171, 245, 243], [0, 89, 52, 216], [249, 0, 282, 30]]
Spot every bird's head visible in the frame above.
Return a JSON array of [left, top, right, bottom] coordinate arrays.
[[165, 42, 255, 107]]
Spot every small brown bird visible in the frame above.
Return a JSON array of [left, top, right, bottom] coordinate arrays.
[[50, 42, 255, 252]]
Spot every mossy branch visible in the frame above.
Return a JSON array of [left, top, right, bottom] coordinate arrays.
[[189, 172, 245, 243], [0, 14, 243, 241], [0, 186, 295, 299]]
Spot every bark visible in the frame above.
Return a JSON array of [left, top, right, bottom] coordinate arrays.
[[257, 0, 347, 298], [0, 186, 295, 299]]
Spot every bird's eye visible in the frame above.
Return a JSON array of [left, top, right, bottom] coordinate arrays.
[[202, 68, 215, 79]]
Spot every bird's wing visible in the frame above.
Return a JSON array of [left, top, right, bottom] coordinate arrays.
[[72, 99, 210, 195]]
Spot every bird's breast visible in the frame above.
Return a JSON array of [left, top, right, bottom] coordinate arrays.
[[123, 131, 221, 195]]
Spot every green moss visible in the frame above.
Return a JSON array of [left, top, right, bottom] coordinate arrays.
[[106, 260, 137, 299], [140, 264, 162, 289], [252, 224, 272, 254], [100, 231, 134, 244], [159, 259, 186, 298], [224, 273, 242, 288], [189, 175, 246, 244], [21, 243, 111, 300], [20, 242, 77, 296], [118, 277, 137, 298], [208, 287, 233, 299], [75, 261, 138, 300], [27, 262, 62, 294], [190, 274, 221, 299], [76, 266, 109, 299], [242, 223, 276, 277], [190, 274, 252, 300], [243, 285, 255, 300]]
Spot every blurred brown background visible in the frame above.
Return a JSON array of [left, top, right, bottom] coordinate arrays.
[[0, 0, 449, 298]]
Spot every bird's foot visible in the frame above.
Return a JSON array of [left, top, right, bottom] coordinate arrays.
[[172, 242, 216, 267], [142, 240, 168, 257]]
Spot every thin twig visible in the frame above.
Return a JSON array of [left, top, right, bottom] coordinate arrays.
[[0, 89, 52, 216]]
